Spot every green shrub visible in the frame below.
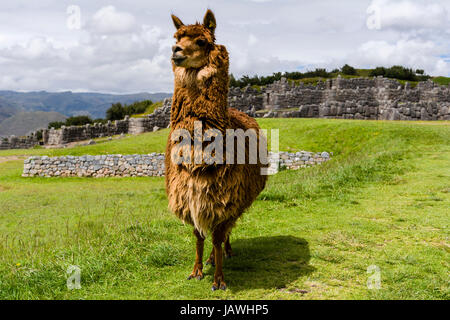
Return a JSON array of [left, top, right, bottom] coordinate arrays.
[[106, 100, 153, 121], [369, 65, 430, 82], [341, 64, 358, 76], [65, 116, 94, 127], [230, 65, 434, 88], [48, 121, 65, 129], [49, 116, 93, 129], [35, 130, 43, 141]]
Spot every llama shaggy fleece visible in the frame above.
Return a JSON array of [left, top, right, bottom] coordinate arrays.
[[164, 9, 267, 290]]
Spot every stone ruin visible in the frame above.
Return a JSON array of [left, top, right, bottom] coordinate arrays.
[[0, 133, 40, 150], [228, 76, 450, 121], [2, 77, 449, 150], [22, 150, 331, 178], [42, 99, 172, 146]]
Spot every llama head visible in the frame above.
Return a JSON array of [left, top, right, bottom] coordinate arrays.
[[171, 9, 216, 69]]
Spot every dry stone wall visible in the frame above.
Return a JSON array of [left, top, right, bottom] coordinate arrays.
[[22, 151, 331, 177], [23, 154, 166, 178], [43, 99, 172, 146], [43, 119, 129, 145], [127, 101, 171, 134], [4, 77, 449, 150], [0, 133, 39, 150], [229, 77, 450, 120]]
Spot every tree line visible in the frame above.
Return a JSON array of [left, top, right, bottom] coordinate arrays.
[[229, 65, 431, 88], [48, 100, 153, 129]]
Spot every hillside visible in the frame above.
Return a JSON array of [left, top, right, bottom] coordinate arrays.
[[0, 111, 67, 137], [0, 96, 24, 124], [0, 91, 172, 120], [0, 119, 448, 299]]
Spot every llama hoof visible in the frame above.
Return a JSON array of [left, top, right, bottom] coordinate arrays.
[[212, 281, 227, 291], [225, 253, 233, 259], [206, 260, 215, 267], [188, 270, 203, 280]]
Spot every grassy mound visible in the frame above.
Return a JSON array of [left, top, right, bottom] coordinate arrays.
[[0, 119, 448, 299]]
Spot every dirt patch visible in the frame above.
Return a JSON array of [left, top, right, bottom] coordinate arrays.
[[0, 156, 26, 164], [0, 185, 11, 192]]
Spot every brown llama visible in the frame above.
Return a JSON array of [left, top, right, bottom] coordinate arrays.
[[165, 9, 267, 291]]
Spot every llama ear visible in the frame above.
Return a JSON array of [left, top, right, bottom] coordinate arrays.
[[171, 14, 184, 30], [203, 9, 216, 33]]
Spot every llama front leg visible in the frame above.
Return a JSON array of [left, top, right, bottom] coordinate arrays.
[[211, 229, 227, 291], [187, 229, 204, 280]]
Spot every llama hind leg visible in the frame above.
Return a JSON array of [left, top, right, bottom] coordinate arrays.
[[187, 229, 204, 280], [211, 227, 229, 291], [207, 234, 233, 265], [224, 235, 234, 259], [206, 247, 215, 267]]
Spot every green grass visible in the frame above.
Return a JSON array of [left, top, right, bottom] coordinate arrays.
[[288, 77, 328, 86], [0, 130, 168, 157], [286, 74, 421, 87], [356, 69, 372, 77], [433, 77, 450, 86], [131, 101, 164, 118], [0, 119, 449, 299]]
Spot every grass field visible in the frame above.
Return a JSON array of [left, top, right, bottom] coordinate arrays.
[[0, 119, 448, 300]]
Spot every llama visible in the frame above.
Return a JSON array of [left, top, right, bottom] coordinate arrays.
[[165, 10, 267, 291]]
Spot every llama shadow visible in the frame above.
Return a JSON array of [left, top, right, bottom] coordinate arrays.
[[205, 235, 314, 291]]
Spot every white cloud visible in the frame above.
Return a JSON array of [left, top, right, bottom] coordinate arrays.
[[89, 6, 137, 34], [369, 0, 450, 31], [248, 34, 258, 46], [0, 6, 173, 93], [355, 39, 450, 75], [0, 0, 449, 93]]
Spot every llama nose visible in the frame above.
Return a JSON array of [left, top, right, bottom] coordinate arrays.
[[172, 45, 183, 53]]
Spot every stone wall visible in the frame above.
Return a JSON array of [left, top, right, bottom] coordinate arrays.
[[0, 133, 40, 150], [43, 119, 129, 145], [228, 86, 264, 112], [278, 151, 331, 170], [44, 99, 172, 146], [5, 76, 449, 150], [229, 77, 450, 120], [128, 99, 171, 134], [23, 154, 165, 178], [22, 150, 331, 178]]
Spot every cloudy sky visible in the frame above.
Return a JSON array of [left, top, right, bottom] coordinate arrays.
[[0, 0, 449, 93]]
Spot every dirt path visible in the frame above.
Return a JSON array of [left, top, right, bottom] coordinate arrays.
[[0, 156, 26, 164]]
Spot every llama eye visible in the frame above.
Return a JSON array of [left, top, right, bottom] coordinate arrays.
[[196, 39, 206, 46]]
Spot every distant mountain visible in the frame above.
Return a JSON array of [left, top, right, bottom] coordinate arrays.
[[0, 90, 172, 136], [0, 96, 24, 123], [0, 91, 172, 120], [0, 111, 67, 137]]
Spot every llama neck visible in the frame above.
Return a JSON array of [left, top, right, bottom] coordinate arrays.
[[174, 68, 200, 90], [171, 66, 229, 128]]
